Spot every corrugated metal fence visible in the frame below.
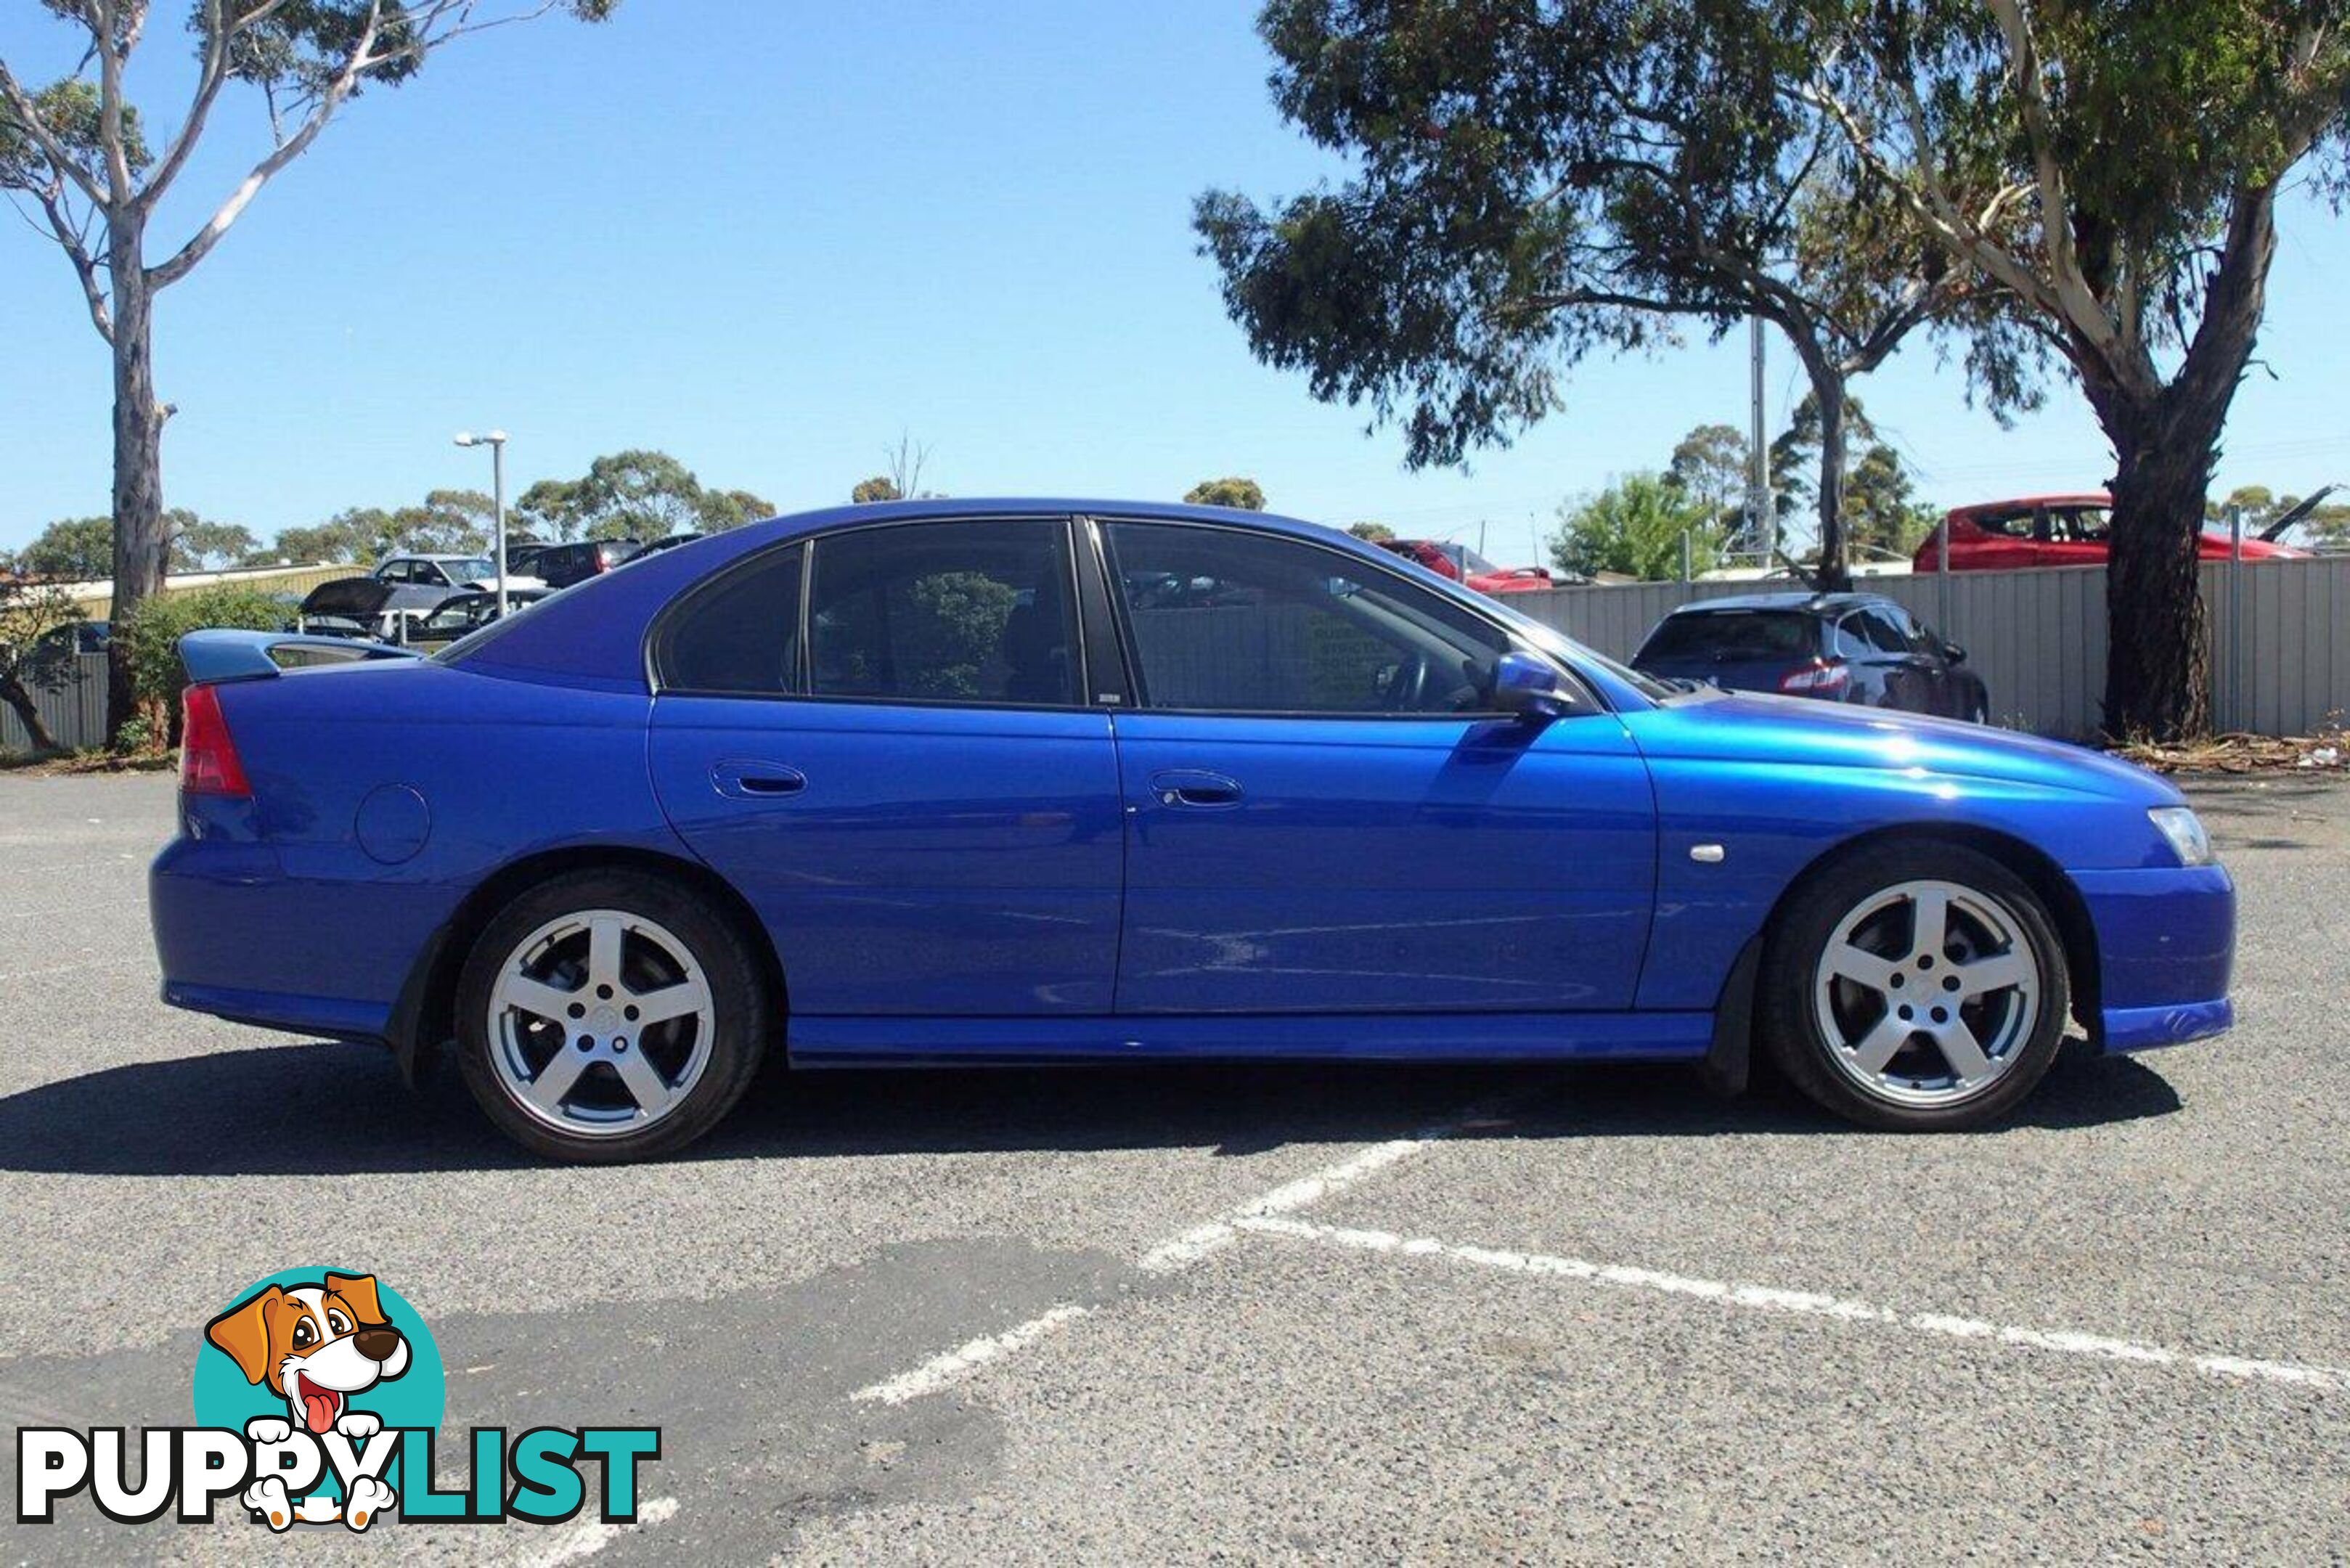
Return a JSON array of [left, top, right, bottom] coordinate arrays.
[[1, 652, 110, 754], [6, 560, 2344, 753], [1506, 555, 2350, 739]]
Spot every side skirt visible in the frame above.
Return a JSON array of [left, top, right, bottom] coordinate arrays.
[[786, 1010, 1712, 1066]]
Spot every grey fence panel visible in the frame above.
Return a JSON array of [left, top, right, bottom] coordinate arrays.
[[1507, 556, 2350, 740], [1, 652, 108, 755]]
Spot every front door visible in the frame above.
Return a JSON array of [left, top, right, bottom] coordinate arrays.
[[1094, 518, 1657, 1016], [648, 517, 1124, 1018]]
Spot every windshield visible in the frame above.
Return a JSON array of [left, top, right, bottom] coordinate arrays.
[[1639, 609, 1819, 662], [450, 557, 497, 581], [1456, 544, 1500, 575]]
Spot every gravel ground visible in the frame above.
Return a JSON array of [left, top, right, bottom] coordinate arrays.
[[0, 769, 2343, 1564]]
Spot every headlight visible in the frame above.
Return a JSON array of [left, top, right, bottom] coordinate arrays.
[[2148, 806, 2214, 867]]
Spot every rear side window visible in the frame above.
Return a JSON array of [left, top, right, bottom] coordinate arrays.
[[807, 520, 1079, 706], [1836, 610, 1910, 656], [653, 544, 804, 695], [1640, 611, 1817, 662]]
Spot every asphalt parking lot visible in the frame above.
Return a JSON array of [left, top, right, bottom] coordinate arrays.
[[1, 769, 2346, 1564]]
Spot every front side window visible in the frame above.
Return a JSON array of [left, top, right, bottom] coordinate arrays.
[[1101, 521, 1519, 716], [808, 520, 1078, 706]]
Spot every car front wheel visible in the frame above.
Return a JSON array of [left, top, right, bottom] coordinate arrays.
[[1761, 844, 2069, 1130], [454, 869, 770, 1161]]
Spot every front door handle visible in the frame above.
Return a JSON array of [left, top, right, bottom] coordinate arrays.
[[1148, 769, 1243, 809], [711, 759, 807, 800]]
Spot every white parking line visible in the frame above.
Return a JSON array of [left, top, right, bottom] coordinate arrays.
[[0, 955, 148, 983], [851, 1098, 1523, 1405], [853, 1305, 1093, 1406], [1239, 1216, 2350, 1395], [516, 1494, 679, 1566]]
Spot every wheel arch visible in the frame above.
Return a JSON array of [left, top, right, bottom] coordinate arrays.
[[388, 844, 787, 1085], [1708, 820, 2102, 1087]]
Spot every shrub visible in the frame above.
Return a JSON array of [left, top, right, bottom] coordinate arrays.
[[117, 585, 289, 738]]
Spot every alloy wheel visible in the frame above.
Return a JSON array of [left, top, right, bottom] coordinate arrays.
[[486, 909, 715, 1136], [1810, 878, 2041, 1109]]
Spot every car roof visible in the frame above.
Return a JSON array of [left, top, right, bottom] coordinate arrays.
[[1950, 493, 2110, 516], [1663, 590, 1896, 616]]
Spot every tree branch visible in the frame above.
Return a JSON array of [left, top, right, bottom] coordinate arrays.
[[147, 1, 388, 290], [36, 182, 114, 342], [0, 59, 111, 210]]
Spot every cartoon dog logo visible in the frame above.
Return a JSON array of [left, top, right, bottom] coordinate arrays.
[[205, 1272, 407, 1530]]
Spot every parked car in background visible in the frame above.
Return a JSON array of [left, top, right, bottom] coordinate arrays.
[[627, 533, 705, 562], [1914, 494, 2310, 571], [1632, 592, 1989, 723], [298, 575, 478, 644], [1377, 537, 1556, 595], [155, 499, 2232, 1163], [406, 587, 554, 651], [523, 539, 642, 588], [372, 553, 545, 592]]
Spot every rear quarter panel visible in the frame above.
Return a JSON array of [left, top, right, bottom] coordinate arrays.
[[155, 658, 677, 1018]]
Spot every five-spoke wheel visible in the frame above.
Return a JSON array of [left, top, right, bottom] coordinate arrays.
[[1765, 844, 2070, 1130], [455, 870, 769, 1161]]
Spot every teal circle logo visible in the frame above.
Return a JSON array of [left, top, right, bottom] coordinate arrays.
[[194, 1267, 445, 1438]]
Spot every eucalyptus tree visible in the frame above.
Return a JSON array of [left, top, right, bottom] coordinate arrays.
[[0, 1, 617, 733], [1194, 0, 1978, 589], [1801, 1, 2350, 736]]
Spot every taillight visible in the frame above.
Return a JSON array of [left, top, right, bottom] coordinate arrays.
[[1779, 659, 1852, 697], [180, 683, 251, 797]]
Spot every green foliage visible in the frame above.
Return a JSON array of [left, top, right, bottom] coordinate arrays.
[[852, 476, 902, 505], [1551, 475, 1721, 581], [518, 451, 762, 541], [1843, 447, 1939, 558], [899, 573, 1018, 701], [169, 514, 261, 572], [1665, 425, 1752, 532], [1345, 520, 1395, 542], [2208, 483, 2350, 545], [1184, 477, 1265, 511], [16, 516, 113, 579], [117, 584, 288, 727], [0, 575, 83, 752], [0, 77, 147, 193]]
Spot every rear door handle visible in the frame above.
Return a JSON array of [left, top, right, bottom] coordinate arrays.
[[1148, 769, 1243, 809], [711, 759, 807, 800]]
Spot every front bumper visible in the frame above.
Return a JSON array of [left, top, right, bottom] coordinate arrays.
[[2073, 863, 2236, 1054]]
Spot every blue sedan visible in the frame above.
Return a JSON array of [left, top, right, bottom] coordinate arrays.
[[151, 501, 2235, 1161]]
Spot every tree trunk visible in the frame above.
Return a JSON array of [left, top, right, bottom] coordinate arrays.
[[103, 231, 170, 743], [1811, 379, 1850, 592], [1, 677, 62, 754], [2102, 408, 2219, 740]]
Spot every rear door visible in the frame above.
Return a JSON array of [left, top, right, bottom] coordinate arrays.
[[647, 517, 1125, 1021], [1095, 518, 1656, 1017]]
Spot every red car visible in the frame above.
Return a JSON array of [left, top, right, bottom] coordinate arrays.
[[1378, 538, 1555, 594], [1914, 494, 2309, 571]]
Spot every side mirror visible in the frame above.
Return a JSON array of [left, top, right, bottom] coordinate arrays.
[[1943, 641, 1968, 664], [1491, 650, 1569, 722]]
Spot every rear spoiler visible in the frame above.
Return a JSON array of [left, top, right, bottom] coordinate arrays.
[[179, 628, 423, 685]]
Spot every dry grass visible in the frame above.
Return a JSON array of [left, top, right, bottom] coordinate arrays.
[[2113, 724, 2348, 775]]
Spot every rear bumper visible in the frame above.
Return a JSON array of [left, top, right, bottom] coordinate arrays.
[[151, 833, 447, 1045], [2073, 863, 2235, 1054]]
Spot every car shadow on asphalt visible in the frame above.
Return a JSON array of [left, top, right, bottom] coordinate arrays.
[[0, 1038, 2182, 1177]]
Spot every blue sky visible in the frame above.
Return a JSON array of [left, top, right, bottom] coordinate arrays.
[[4, 0, 2346, 564]]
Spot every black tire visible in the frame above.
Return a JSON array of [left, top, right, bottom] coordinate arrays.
[[454, 868, 771, 1162], [1759, 841, 2069, 1131]]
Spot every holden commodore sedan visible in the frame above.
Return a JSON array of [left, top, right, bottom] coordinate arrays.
[[152, 500, 2235, 1162]]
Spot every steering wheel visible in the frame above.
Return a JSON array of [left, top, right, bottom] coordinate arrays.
[[1381, 650, 1433, 712]]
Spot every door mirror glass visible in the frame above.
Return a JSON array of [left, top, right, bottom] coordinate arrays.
[[1943, 640, 1967, 664], [1491, 650, 1567, 722]]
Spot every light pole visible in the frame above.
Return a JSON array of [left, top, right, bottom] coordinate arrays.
[[454, 429, 510, 613]]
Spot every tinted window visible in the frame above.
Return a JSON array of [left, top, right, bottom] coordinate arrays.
[[1842, 609, 1909, 655], [1970, 510, 2033, 539], [808, 520, 1077, 706], [2047, 506, 2112, 543], [1102, 522, 1516, 715], [1641, 610, 1817, 662], [656, 544, 804, 695]]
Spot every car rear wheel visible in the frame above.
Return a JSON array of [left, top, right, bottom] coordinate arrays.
[[454, 869, 770, 1161], [1760, 843, 2069, 1130]]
